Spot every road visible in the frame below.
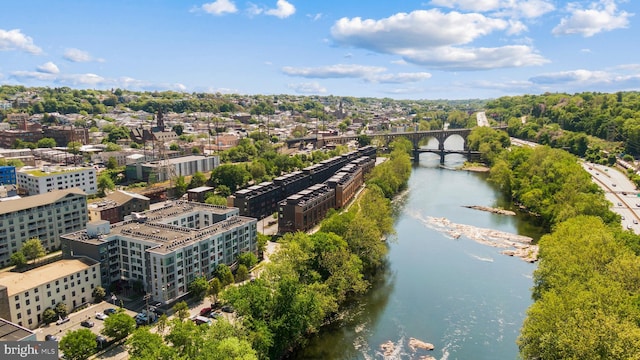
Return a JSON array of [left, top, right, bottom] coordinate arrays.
[[582, 162, 640, 233]]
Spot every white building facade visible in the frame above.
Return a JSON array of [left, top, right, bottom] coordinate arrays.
[[0, 188, 88, 267], [17, 167, 97, 195], [61, 201, 257, 305], [0, 257, 101, 329]]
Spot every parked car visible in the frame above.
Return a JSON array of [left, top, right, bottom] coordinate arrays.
[[199, 307, 212, 316], [208, 312, 221, 319], [56, 317, 70, 325], [221, 305, 234, 313], [104, 308, 117, 315], [95, 312, 108, 320], [80, 320, 95, 328], [45, 334, 58, 341]]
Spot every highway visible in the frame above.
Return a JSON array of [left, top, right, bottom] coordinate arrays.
[[582, 162, 640, 233]]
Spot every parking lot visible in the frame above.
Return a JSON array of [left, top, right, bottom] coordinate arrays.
[[35, 301, 137, 342]]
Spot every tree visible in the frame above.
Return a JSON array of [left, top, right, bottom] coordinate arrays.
[[106, 156, 118, 170], [60, 329, 96, 360], [92, 286, 106, 303], [174, 176, 187, 198], [97, 174, 115, 196], [67, 141, 82, 155], [235, 264, 249, 283], [209, 164, 250, 192], [208, 278, 222, 305], [21, 238, 45, 262], [215, 264, 235, 286], [191, 147, 201, 155], [55, 302, 68, 318], [42, 307, 57, 324], [172, 124, 184, 136], [172, 301, 190, 320], [102, 312, 136, 340], [188, 171, 206, 189], [205, 194, 227, 206], [237, 252, 258, 269], [169, 143, 180, 151], [127, 327, 174, 359], [9, 251, 27, 268], [187, 276, 209, 301], [37, 137, 57, 148], [104, 142, 122, 152]]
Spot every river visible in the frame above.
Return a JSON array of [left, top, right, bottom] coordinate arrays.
[[290, 152, 542, 360]]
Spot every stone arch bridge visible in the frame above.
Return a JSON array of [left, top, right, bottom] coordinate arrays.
[[287, 127, 506, 164]]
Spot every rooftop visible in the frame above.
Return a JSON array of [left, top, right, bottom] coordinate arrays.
[[0, 257, 98, 296], [0, 318, 34, 341], [64, 201, 256, 255], [0, 188, 86, 216]]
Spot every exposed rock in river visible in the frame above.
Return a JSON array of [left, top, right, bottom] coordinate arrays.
[[463, 205, 516, 216], [409, 337, 434, 351], [409, 211, 539, 262]]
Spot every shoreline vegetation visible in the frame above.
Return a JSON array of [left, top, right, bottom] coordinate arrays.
[[467, 127, 640, 359]]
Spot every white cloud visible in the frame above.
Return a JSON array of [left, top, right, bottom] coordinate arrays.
[[552, 0, 632, 37], [530, 69, 614, 84], [10, 70, 186, 92], [63, 48, 104, 63], [0, 29, 42, 55], [429, 0, 555, 18], [282, 64, 387, 78], [288, 82, 327, 94], [10, 70, 56, 81], [201, 0, 238, 15], [266, 0, 296, 19], [369, 72, 432, 84], [332, 10, 509, 52], [247, 3, 263, 16], [307, 13, 322, 21], [36, 62, 60, 74], [283, 63, 432, 84], [391, 59, 409, 65], [401, 45, 549, 70]]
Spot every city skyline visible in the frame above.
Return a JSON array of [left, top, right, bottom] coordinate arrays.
[[0, 0, 638, 100]]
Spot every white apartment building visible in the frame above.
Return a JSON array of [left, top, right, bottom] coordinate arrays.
[[61, 201, 257, 305], [0, 188, 88, 267], [17, 166, 97, 195], [0, 257, 101, 329]]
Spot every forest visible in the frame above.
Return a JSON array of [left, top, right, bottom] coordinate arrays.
[[469, 127, 640, 359]]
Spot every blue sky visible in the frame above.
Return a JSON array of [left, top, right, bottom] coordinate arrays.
[[0, 0, 638, 100]]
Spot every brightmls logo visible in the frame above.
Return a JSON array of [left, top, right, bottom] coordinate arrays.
[[2, 342, 57, 359]]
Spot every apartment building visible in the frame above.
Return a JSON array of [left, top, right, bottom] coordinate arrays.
[[278, 184, 336, 233], [0, 257, 100, 329], [17, 166, 97, 195], [88, 190, 150, 224], [61, 201, 257, 305], [125, 155, 219, 183], [0, 188, 88, 267]]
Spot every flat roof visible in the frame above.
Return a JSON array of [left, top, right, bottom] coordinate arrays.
[[0, 318, 34, 341], [0, 258, 98, 296], [64, 201, 256, 255], [0, 188, 86, 216]]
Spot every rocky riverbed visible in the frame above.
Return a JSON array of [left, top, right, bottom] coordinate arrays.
[[410, 212, 538, 262]]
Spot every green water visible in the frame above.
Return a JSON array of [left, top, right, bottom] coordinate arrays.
[[290, 153, 541, 360]]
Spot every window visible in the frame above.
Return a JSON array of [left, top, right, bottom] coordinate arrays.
[[14, 295, 18, 301], [36, 305, 40, 311], [15, 303, 20, 309], [26, 309, 31, 315], [61, 295, 66, 301], [17, 313, 21, 319]]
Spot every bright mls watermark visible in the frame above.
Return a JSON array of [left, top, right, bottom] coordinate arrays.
[[2, 342, 58, 359]]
